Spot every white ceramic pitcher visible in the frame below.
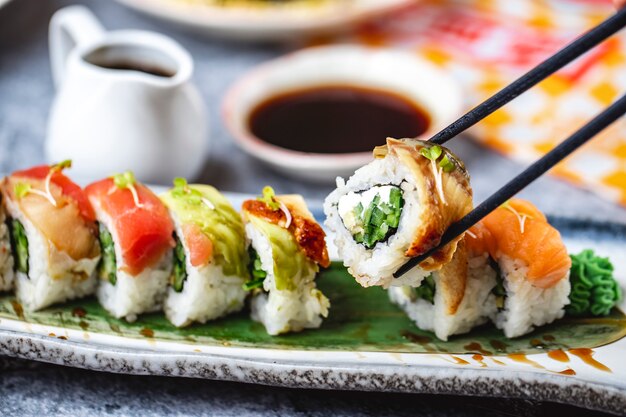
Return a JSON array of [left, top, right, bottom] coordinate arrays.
[[46, 6, 208, 184]]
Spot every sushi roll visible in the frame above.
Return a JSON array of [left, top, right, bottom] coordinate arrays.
[[242, 187, 330, 335], [86, 172, 174, 322], [324, 138, 473, 288], [160, 178, 249, 327], [466, 199, 571, 338], [2, 161, 100, 310], [0, 193, 14, 291], [388, 239, 498, 341]]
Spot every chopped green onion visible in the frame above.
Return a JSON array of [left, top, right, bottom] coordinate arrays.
[[350, 186, 404, 249], [567, 249, 622, 317]]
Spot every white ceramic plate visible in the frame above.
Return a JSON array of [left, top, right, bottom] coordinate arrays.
[[0, 191, 624, 414], [113, 0, 414, 41]]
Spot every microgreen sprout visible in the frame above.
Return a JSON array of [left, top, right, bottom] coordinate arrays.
[[14, 159, 72, 207], [171, 177, 214, 210], [257, 186, 292, 228], [502, 201, 531, 234], [419, 145, 456, 206], [112, 171, 144, 208], [257, 186, 280, 210]]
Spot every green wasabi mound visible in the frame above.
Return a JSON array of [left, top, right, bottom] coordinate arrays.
[[567, 249, 622, 317]]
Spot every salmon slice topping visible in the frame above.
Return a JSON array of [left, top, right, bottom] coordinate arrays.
[[182, 223, 213, 267], [469, 199, 570, 289], [86, 178, 175, 276]]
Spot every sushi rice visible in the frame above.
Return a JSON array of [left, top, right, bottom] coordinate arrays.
[[164, 207, 247, 327], [4, 195, 98, 311], [493, 256, 570, 338], [389, 251, 497, 341], [91, 202, 172, 322], [246, 221, 329, 336]]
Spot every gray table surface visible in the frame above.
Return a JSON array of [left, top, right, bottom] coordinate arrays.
[[0, 0, 624, 416]]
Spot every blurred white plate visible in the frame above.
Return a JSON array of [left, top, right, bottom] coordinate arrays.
[[113, 0, 414, 41], [0, 0, 13, 10]]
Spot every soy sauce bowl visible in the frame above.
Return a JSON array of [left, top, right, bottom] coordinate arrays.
[[222, 45, 463, 183]]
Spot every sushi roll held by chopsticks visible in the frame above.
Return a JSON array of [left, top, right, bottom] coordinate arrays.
[[242, 187, 330, 335], [324, 138, 473, 288], [86, 172, 175, 322], [0, 193, 14, 292], [2, 161, 101, 310], [160, 179, 249, 327]]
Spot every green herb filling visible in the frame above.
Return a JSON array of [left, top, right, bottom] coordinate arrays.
[[171, 235, 187, 292], [8, 219, 28, 274], [488, 257, 506, 309], [97, 224, 117, 285], [414, 275, 436, 304], [352, 186, 404, 249], [243, 246, 266, 291]]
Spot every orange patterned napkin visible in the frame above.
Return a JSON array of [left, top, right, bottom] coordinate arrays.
[[349, 0, 626, 206]]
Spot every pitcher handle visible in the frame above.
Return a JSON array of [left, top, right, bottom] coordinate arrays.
[[49, 6, 105, 88]]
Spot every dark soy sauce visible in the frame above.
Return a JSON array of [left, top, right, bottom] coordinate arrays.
[[248, 85, 431, 154], [94, 60, 175, 78]]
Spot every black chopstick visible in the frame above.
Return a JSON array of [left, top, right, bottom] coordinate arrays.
[[394, 93, 626, 278], [428, 7, 626, 145]]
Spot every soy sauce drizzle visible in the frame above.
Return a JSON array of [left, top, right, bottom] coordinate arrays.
[[441, 355, 470, 365], [507, 353, 545, 369], [547, 349, 570, 363], [558, 368, 577, 376], [10, 300, 24, 320], [568, 348, 611, 372], [464, 342, 492, 355], [472, 354, 487, 367], [489, 340, 508, 352]]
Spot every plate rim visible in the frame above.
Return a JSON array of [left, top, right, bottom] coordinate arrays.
[[0, 328, 624, 414], [113, 0, 416, 40]]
